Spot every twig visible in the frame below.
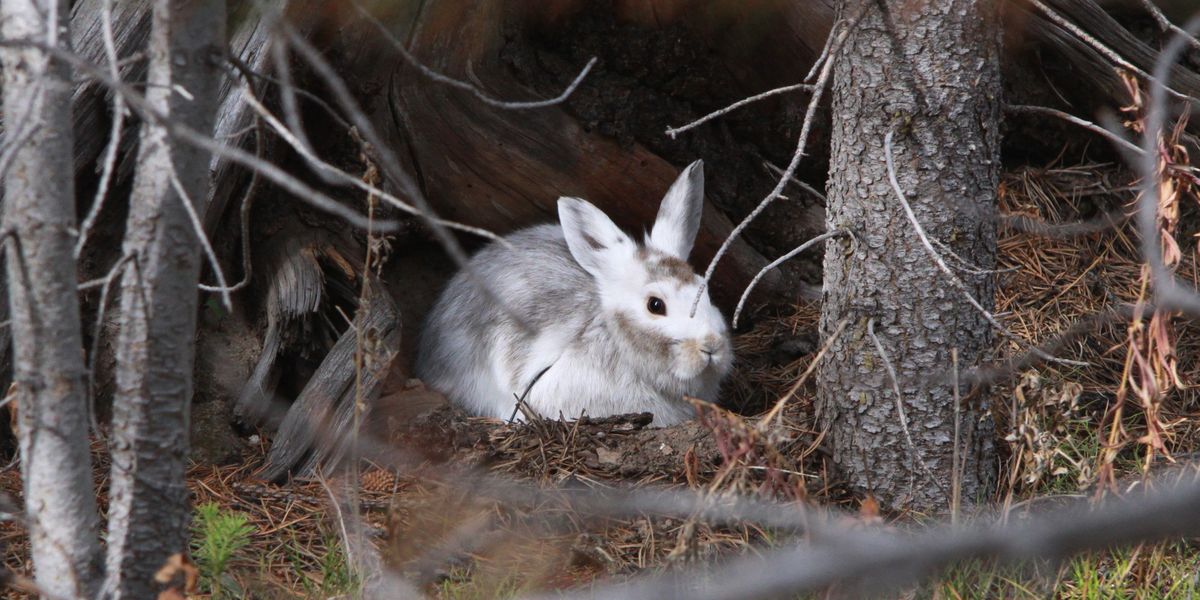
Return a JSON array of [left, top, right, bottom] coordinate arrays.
[[1005, 104, 1144, 157], [963, 303, 1149, 388], [239, 88, 505, 243], [1134, 0, 1200, 55], [732, 229, 845, 329], [804, 17, 845, 83], [867, 318, 949, 498], [508, 363, 555, 423], [166, 162, 232, 309], [1027, 0, 1195, 104], [558, 469, 1200, 600], [228, 52, 352, 132], [269, 33, 312, 153], [883, 128, 1088, 367], [86, 253, 136, 437], [690, 6, 860, 317], [280, 25, 534, 332], [762, 160, 826, 202], [75, 0, 127, 257], [209, 55, 267, 294], [0, 36, 395, 232], [350, 0, 596, 110], [666, 83, 814, 139]]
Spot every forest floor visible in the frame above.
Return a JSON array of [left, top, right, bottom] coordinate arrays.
[[3, 161, 1200, 598]]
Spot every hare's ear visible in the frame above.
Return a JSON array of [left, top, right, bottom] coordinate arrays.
[[649, 160, 703, 259], [559, 197, 633, 278]]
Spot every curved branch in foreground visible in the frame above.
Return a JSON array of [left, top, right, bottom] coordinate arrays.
[[555, 465, 1200, 600]]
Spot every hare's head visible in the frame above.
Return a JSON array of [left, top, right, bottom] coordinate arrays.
[[557, 161, 732, 387]]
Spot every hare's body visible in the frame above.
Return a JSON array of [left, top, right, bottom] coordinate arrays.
[[416, 161, 731, 425]]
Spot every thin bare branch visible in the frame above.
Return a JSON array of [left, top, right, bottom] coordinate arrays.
[[0, 36, 395, 232], [74, 0, 126, 257], [884, 128, 1089, 367], [166, 161, 232, 308], [279, 25, 534, 332], [804, 18, 844, 83], [762, 160, 826, 202], [206, 55, 266, 294], [239, 88, 505, 243], [732, 229, 845, 329], [1028, 0, 1196, 104], [758, 318, 849, 430], [666, 83, 815, 139], [85, 252, 136, 436], [350, 0, 596, 110], [1005, 104, 1144, 157], [1134, 0, 1200, 54], [690, 5, 862, 316], [557, 468, 1200, 600]]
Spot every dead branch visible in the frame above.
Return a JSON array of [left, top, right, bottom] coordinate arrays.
[[554, 467, 1200, 599], [884, 128, 1088, 368], [666, 83, 815, 139], [732, 229, 845, 329], [691, 3, 866, 316], [350, 0, 596, 110], [238, 88, 504, 243], [74, 0, 126, 257], [1029, 0, 1195, 104], [1005, 103, 1144, 157]]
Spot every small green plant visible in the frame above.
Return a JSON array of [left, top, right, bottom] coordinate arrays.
[[315, 534, 360, 597], [192, 501, 256, 598]]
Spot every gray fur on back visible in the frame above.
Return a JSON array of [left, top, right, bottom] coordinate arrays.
[[415, 224, 596, 416]]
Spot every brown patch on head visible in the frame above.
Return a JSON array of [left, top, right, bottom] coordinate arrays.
[[614, 311, 673, 356], [638, 247, 694, 283]]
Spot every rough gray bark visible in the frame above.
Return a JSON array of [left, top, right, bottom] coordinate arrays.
[[0, 0, 103, 596], [816, 0, 1000, 512], [102, 0, 225, 596]]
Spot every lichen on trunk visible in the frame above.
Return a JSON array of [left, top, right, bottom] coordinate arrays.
[[817, 0, 1001, 512]]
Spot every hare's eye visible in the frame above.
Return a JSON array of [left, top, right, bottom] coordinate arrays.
[[647, 296, 667, 316]]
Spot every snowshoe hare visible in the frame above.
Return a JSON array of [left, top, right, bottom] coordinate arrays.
[[415, 160, 732, 425]]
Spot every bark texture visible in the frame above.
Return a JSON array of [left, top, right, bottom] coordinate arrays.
[[102, 0, 225, 596], [0, 1, 104, 596], [816, 0, 1001, 512]]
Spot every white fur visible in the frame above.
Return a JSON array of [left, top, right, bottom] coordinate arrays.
[[415, 160, 732, 425]]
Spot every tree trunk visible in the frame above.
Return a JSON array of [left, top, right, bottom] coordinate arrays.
[[0, 0, 104, 597], [816, 0, 1000, 512], [102, 0, 224, 596]]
